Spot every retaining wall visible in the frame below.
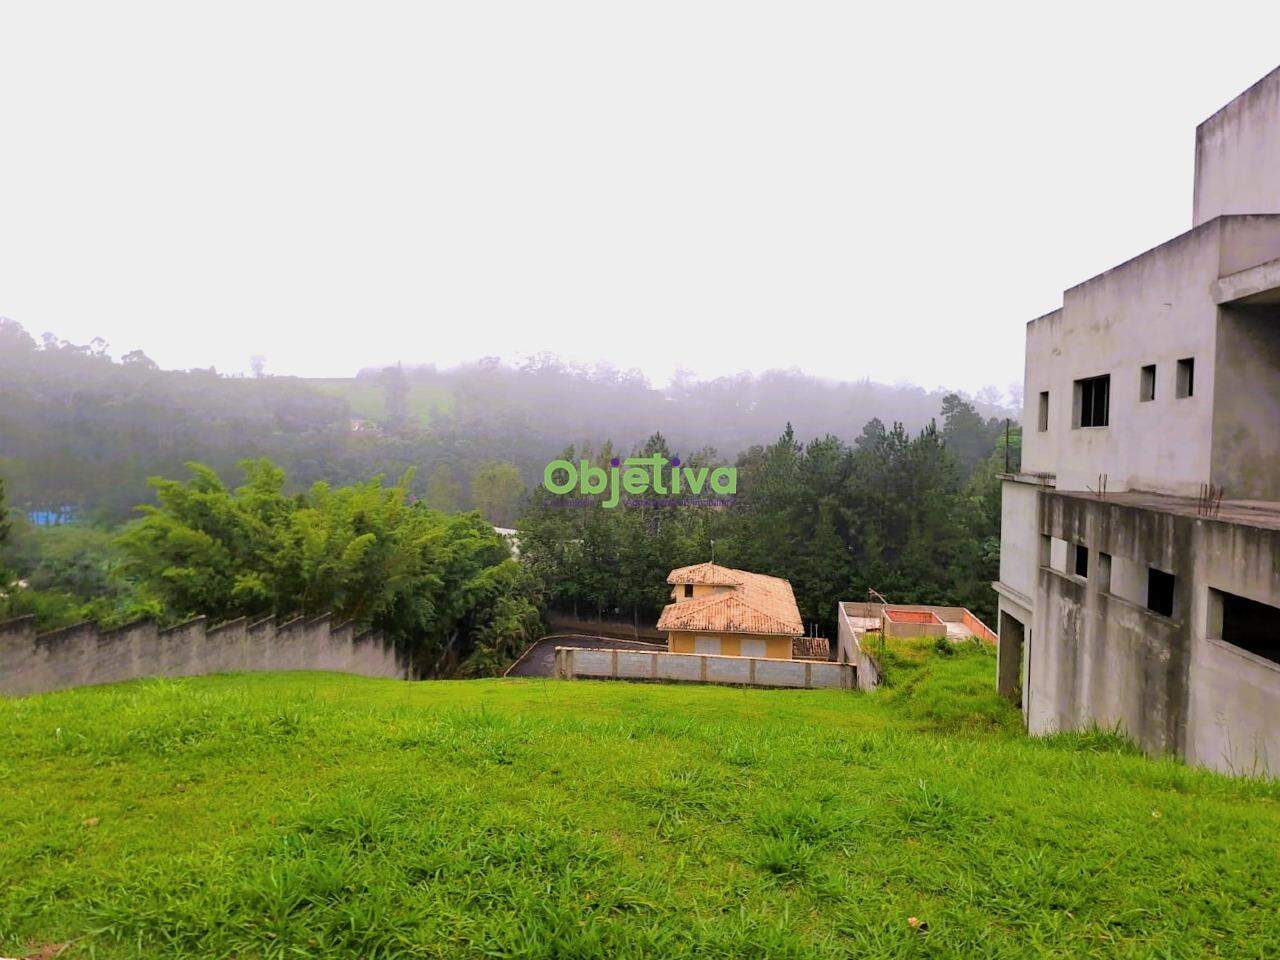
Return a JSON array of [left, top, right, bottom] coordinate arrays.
[[0, 613, 411, 697], [553, 646, 855, 690], [836, 603, 883, 691]]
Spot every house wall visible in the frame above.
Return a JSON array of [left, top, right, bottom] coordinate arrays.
[[1194, 66, 1280, 227], [1020, 227, 1222, 496], [0, 613, 410, 697], [1028, 491, 1280, 775], [670, 584, 732, 603], [666, 631, 792, 659], [1020, 218, 1280, 498]]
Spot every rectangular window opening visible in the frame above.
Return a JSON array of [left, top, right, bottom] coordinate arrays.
[[1073, 374, 1110, 427], [1210, 589, 1280, 666], [1140, 364, 1156, 402], [1147, 568, 1176, 618], [683, 584, 693, 598], [1037, 391, 1049, 432], [1098, 552, 1112, 593], [1073, 544, 1089, 578], [1176, 358, 1194, 398]]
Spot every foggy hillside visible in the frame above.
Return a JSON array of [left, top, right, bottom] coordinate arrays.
[[0, 319, 1016, 521]]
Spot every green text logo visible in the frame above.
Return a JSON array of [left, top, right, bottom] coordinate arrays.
[[543, 455, 736, 508]]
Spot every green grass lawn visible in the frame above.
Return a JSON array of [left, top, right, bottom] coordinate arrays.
[[1, 643, 1278, 959]]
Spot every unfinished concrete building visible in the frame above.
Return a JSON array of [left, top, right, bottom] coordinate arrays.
[[995, 65, 1280, 776]]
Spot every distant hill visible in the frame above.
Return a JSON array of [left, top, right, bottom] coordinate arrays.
[[0, 319, 1016, 522]]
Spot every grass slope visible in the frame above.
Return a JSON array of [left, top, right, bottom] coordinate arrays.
[[1, 643, 1278, 959]]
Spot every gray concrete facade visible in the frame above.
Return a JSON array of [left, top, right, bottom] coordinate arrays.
[[0, 613, 411, 697], [997, 65, 1280, 776]]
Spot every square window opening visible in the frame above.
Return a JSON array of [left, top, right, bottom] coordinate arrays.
[[1073, 374, 1110, 427], [1209, 589, 1280, 666], [1140, 364, 1156, 402], [1176, 358, 1194, 398], [1147, 568, 1176, 618], [683, 584, 693, 598]]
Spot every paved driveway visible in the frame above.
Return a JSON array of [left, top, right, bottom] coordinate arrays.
[[505, 635, 665, 678]]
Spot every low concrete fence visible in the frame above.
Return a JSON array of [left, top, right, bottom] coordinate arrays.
[[0, 613, 411, 697], [881, 609, 948, 639], [554, 646, 855, 690]]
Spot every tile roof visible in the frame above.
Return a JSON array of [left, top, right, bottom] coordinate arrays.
[[657, 565, 803, 637], [666, 562, 746, 586], [792, 636, 831, 660]]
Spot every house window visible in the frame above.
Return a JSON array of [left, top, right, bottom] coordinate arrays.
[[1073, 374, 1110, 428], [1147, 568, 1175, 618], [1073, 544, 1089, 578], [1176, 358, 1195, 398], [1140, 364, 1156, 402], [683, 584, 693, 598], [1098, 552, 1112, 593], [1037, 391, 1049, 432], [1209, 589, 1280, 666]]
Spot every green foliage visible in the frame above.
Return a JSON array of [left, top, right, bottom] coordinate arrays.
[[469, 460, 525, 526], [522, 410, 1005, 638], [0, 475, 10, 549], [424, 464, 462, 512], [109, 459, 541, 672], [2, 660, 1278, 958], [0, 318, 1013, 526]]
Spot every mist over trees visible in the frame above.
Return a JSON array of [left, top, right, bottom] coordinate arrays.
[[1, 317, 1018, 665], [0, 318, 1015, 523]]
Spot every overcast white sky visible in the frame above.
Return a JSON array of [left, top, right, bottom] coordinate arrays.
[[2, 3, 1279, 398]]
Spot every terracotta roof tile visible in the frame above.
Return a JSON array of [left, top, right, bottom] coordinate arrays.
[[666, 562, 746, 586], [657, 564, 803, 636], [792, 636, 831, 659]]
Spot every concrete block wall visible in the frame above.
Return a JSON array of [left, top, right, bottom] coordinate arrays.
[[554, 646, 855, 690], [836, 603, 882, 691], [0, 613, 411, 697]]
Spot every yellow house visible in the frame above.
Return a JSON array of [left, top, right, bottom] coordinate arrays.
[[656, 562, 804, 660]]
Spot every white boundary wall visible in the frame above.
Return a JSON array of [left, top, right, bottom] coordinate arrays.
[[553, 647, 854, 690]]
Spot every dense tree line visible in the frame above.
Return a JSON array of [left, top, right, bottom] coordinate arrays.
[[0, 461, 542, 676], [520, 403, 1017, 639]]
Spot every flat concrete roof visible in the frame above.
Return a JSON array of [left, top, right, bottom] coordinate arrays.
[[1049, 489, 1280, 532]]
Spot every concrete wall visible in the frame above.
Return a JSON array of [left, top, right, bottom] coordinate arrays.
[[1186, 520, 1280, 775], [836, 603, 881, 691], [1028, 490, 1280, 776], [1020, 217, 1280, 498], [555, 646, 854, 690], [1210, 304, 1280, 499], [881, 611, 947, 639], [0, 613, 410, 697], [1194, 66, 1280, 227]]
